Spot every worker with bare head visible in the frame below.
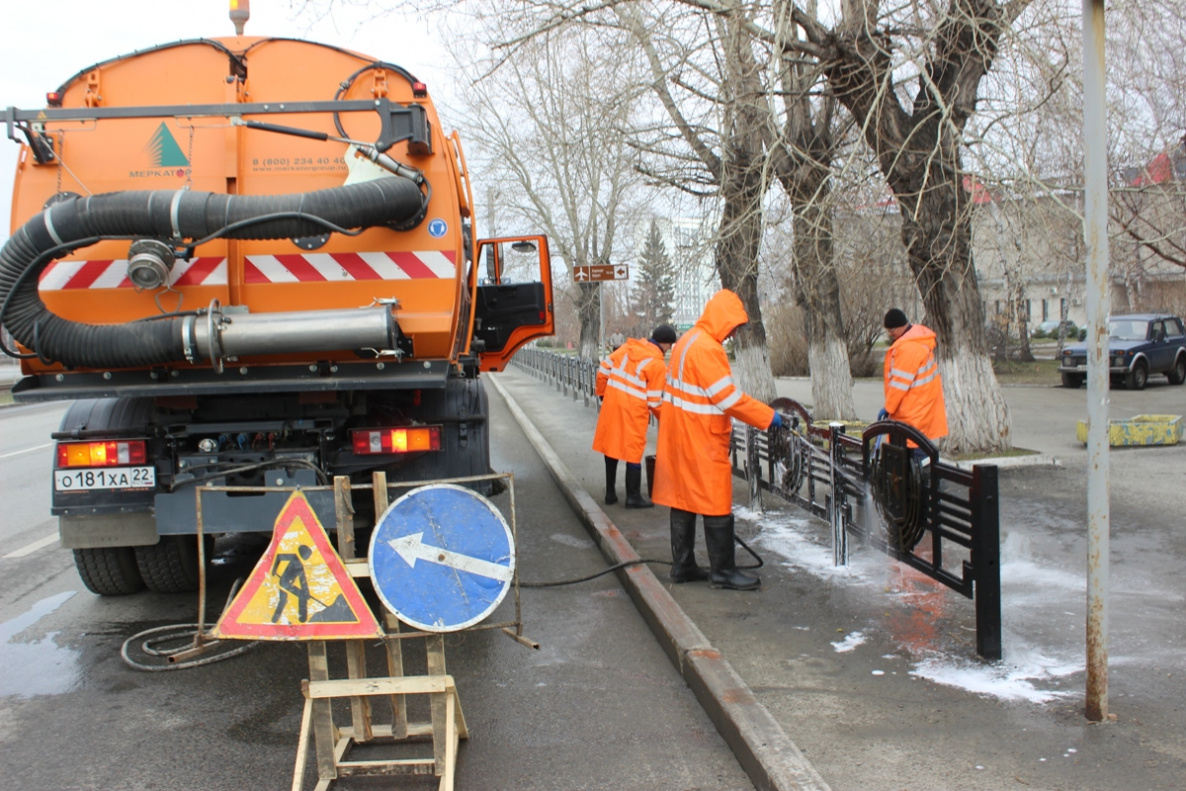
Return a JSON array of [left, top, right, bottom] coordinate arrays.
[[651, 290, 782, 591], [593, 323, 678, 508]]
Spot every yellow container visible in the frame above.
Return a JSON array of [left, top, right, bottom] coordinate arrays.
[[1075, 414, 1183, 446]]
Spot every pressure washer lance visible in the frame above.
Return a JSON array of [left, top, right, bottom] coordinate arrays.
[[229, 118, 425, 183]]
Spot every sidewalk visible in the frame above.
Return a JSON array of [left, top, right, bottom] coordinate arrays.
[[491, 365, 1185, 791]]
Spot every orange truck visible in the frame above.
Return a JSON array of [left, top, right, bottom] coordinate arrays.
[[0, 12, 554, 595]]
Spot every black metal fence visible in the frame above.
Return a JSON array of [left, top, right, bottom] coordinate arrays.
[[731, 398, 1001, 660], [513, 347, 1001, 660], [513, 347, 599, 408]]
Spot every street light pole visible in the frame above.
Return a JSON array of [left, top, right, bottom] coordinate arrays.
[[1082, 0, 1111, 723]]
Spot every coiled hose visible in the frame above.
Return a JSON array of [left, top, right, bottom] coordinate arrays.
[[0, 176, 424, 368]]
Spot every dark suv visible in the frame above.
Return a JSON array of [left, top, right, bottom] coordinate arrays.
[[1058, 313, 1186, 389]]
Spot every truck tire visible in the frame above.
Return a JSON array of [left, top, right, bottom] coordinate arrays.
[[73, 547, 145, 595], [134, 535, 209, 594]]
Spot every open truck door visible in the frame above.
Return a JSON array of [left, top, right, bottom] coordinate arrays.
[[472, 236, 554, 371]]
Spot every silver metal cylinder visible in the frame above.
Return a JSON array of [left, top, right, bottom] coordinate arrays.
[[193, 306, 395, 361]]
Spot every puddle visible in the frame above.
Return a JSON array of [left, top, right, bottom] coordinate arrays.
[[0, 590, 81, 698]]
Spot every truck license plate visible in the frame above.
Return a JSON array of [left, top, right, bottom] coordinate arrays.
[[1076, 365, 1087, 371], [54, 466, 156, 492]]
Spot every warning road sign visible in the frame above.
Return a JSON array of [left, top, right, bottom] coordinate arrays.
[[212, 491, 381, 641], [368, 484, 515, 633]]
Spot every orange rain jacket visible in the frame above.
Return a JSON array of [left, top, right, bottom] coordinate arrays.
[[883, 323, 949, 442], [592, 337, 668, 463], [651, 290, 775, 517]]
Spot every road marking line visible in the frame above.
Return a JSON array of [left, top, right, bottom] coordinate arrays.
[[4, 533, 59, 559], [0, 442, 53, 460]]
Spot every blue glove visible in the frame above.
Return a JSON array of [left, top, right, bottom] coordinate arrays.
[[770, 412, 784, 430], [877, 408, 889, 421]]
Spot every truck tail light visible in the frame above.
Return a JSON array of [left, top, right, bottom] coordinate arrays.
[[351, 426, 442, 455], [57, 440, 147, 468]]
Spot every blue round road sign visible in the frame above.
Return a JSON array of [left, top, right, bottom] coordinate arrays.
[[368, 484, 515, 632]]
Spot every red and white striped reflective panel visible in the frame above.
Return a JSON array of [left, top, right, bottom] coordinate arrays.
[[244, 251, 456, 283], [38, 258, 227, 291]]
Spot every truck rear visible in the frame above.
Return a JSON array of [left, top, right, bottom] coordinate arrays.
[[1, 29, 553, 595]]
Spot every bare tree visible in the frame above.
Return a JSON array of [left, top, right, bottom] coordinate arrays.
[[459, 22, 642, 361]]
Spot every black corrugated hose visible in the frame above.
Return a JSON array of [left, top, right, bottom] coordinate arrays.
[[0, 176, 424, 368]]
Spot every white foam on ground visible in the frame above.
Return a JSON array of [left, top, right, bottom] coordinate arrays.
[[746, 507, 1084, 704], [831, 630, 867, 652]]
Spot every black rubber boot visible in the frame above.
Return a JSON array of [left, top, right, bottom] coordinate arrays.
[[704, 514, 759, 591], [669, 508, 708, 583], [604, 456, 619, 505], [624, 464, 654, 509]]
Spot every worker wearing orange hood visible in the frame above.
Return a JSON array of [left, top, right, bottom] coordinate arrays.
[[651, 289, 782, 591]]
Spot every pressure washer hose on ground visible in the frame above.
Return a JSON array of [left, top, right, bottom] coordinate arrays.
[[121, 579, 261, 671], [519, 535, 762, 588]]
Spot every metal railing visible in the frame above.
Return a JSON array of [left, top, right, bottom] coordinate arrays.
[[731, 398, 1001, 660], [513, 346, 599, 408], [513, 347, 1001, 660]]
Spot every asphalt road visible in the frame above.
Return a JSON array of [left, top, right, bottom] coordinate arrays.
[[0, 392, 752, 791]]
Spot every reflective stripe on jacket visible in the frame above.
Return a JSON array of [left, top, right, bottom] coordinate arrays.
[[592, 337, 667, 463], [883, 323, 948, 442], [651, 290, 775, 516]]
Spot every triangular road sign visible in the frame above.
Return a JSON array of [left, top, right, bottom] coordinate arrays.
[[213, 491, 382, 641]]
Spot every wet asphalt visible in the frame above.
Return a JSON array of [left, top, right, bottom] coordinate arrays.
[[491, 366, 1186, 791], [1, 360, 1183, 790]]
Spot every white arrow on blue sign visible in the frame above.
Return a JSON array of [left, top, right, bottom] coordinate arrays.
[[368, 483, 515, 632]]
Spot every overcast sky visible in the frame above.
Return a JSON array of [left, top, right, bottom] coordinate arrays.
[[0, 0, 461, 238]]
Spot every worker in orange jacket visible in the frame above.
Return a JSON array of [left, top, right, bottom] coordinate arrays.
[[880, 308, 948, 446], [593, 324, 678, 508], [651, 290, 782, 591]]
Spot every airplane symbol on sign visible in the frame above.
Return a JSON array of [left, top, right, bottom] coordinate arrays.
[[574, 268, 590, 281]]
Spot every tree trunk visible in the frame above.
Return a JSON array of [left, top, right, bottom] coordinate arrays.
[[715, 168, 777, 404], [791, 184, 857, 420], [577, 281, 600, 360], [899, 183, 1011, 454]]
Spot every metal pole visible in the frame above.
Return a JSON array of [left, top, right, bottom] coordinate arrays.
[[1082, 0, 1110, 723]]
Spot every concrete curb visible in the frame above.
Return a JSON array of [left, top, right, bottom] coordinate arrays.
[[949, 453, 1061, 471], [490, 374, 831, 791]]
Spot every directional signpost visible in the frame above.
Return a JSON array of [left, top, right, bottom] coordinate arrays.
[[368, 483, 516, 632], [572, 264, 629, 283]]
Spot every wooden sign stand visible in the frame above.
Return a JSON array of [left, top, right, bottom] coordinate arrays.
[[291, 473, 468, 791]]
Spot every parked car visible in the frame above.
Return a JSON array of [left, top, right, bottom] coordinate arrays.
[[1032, 319, 1081, 340], [1058, 313, 1186, 389]]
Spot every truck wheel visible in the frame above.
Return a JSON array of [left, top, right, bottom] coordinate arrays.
[[1125, 360, 1148, 390], [1060, 372, 1084, 389], [1168, 356, 1186, 385], [73, 547, 145, 596], [134, 536, 209, 593]]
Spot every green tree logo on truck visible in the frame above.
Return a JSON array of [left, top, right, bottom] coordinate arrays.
[[145, 123, 189, 168]]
